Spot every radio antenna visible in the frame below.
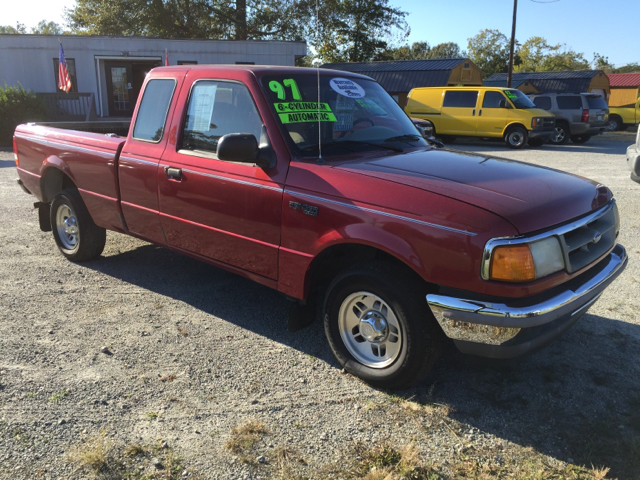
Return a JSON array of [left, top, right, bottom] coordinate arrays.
[[315, 0, 324, 164]]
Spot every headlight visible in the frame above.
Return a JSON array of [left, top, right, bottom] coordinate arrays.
[[531, 117, 545, 128], [486, 236, 565, 282]]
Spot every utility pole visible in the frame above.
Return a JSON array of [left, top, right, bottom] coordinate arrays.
[[507, 0, 518, 88]]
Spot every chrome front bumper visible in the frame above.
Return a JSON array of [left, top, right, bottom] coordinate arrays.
[[426, 244, 627, 358], [627, 144, 640, 184]]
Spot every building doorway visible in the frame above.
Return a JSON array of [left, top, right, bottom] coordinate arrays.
[[104, 60, 161, 117]]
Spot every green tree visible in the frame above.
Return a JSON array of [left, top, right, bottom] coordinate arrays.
[[380, 41, 431, 60], [614, 62, 640, 73], [0, 22, 26, 34], [467, 29, 511, 77], [593, 53, 615, 73], [30, 20, 63, 35], [427, 42, 464, 59]]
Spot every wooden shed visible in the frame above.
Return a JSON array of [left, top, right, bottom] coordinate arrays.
[[322, 59, 483, 106], [484, 70, 610, 100], [607, 73, 640, 107]]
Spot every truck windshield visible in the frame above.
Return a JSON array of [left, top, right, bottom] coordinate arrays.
[[260, 74, 426, 157], [504, 89, 536, 109]]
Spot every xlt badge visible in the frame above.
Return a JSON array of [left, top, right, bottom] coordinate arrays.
[[289, 201, 318, 216]]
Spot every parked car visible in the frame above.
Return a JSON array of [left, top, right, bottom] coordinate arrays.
[[609, 98, 640, 131], [14, 65, 627, 388], [411, 117, 434, 138], [405, 86, 555, 149], [528, 92, 609, 144], [627, 126, 640, 183]]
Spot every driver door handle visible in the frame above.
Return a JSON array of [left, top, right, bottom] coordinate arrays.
[[164, 166, 182, 181]]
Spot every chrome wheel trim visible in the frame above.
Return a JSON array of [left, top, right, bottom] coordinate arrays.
[[553, 126, 566, 143], [508, 131, 524, 146], [56, 203, 79, 251], [338, 291, 402, 368]]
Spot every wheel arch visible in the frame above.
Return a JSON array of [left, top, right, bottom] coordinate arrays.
[[502, 122, 528, 136], [40, 159, 77, 203]]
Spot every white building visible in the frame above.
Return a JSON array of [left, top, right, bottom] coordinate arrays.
[[0, 35, 307, 118]]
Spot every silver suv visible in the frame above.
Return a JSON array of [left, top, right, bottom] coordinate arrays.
[[527, 93, 609, 145]]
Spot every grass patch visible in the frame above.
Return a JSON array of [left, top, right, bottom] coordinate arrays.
[[146, 411, 159, 420], [67, 432, 112, 474], [49, 391, 68, 403], [225, 419, 267, 459]]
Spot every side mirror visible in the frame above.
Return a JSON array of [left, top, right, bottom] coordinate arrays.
[[216, 128, 277, 170], [217, 133, 259, 163]]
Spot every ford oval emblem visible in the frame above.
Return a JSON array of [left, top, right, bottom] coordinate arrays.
[[592, 232, 602, 244]]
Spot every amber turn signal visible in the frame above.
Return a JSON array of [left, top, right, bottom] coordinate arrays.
[[490, 244, 536, 282]]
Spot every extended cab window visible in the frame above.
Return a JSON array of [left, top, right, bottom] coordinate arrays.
[[181, 81, 263, 154], [532, 96, 552, 110], [556, 96, 583, 110], [482, 91, 507, 108], [443, 91, 478, 108], [132, 79, 176, 142]]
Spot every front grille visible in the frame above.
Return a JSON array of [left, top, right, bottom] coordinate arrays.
[[542, 118, 555, 128], [558, 203, 618, 273]]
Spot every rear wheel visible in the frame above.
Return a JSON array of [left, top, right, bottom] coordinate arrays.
[[323, 262, 443, 389], [51, 189, 106, 262], [504, 126, 528, 149], [550, 122, 570, 144], [607, 116, 623, 131], [570, 134, 592, 144]]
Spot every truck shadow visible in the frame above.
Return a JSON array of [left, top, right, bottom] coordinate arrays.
[[85, 242, 640, 478], [0, 160, 16, 169]]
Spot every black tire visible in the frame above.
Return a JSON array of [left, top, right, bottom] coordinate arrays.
[[607, 116, 623, 132], [570, 134, 592, 144], [50, 188, 106, 262], [504, 126, 528, 149], [549, 122, 570, 145], [528, 137, 545, 147], [323, 262, 444, 389]]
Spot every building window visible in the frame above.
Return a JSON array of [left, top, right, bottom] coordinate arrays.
[[235, 61, 255, 65], [53, 58, 78, 93], [178, 61, 198, 65]]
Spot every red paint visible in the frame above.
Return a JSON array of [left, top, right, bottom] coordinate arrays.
[[14, 65, 616, 304]]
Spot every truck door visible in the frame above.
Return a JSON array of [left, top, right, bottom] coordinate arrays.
[[439, 90, 479, 135], [158, 79, 284, 280], [119, 75, 184, 244], [476, 91, 509, 137]]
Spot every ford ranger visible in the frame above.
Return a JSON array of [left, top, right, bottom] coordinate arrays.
[[14, 66, 627, 388]]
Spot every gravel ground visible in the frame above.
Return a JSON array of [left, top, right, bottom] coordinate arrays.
[[1, 131, 639, 479]]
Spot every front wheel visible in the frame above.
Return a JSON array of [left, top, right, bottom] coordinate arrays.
[[51, 189, 106, 262], [504, 126, 528, 149], [570, 134, 592, 144], [549, 123, 570, 145], [323, 262, 443, 389]]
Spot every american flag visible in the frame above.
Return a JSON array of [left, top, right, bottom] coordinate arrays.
[[58, 43, 72, 93]]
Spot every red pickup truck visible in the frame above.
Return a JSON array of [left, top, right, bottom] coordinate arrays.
[[14, 65, 627, 388]]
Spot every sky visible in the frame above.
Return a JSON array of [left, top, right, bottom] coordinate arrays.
[[3, 0, 638, 68]]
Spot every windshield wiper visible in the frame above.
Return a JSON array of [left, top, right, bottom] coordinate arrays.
[[384, 134, 422, 143]]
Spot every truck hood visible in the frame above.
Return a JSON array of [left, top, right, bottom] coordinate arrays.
[[335, 147, 610, 234]]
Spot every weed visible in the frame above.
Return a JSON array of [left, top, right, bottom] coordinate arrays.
[[67, 431, 111, 474], [26, 393, 35, 398], [225, 419, 267, 456], [49, 391, 68, 403], [124, 443, 147, 456], [146, 411, 159, 420]]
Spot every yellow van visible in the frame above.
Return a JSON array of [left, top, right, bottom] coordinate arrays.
[[405, 87, 555, 149]]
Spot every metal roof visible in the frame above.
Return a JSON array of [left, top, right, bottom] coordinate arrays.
[[608, 73, 640, 87], [321, 59, 469, 92], [484, 71, 605, 93]]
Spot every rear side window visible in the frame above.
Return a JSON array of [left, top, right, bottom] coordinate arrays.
[[586, 95, 608, 109], [556, 96, 583, 110], [443, 91, 478, 108], [532, 96, 552, 110], [132, 79, 176, 142], [482, 91, 507, 108]]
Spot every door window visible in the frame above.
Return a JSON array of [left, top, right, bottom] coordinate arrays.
[[443, 91, 478, 108], [132, 79, 176, 142], [482, 91, 508, 108], [181, 81, 263, 154], [532, 96, 552, 110], [556, 96, 583, 110]]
